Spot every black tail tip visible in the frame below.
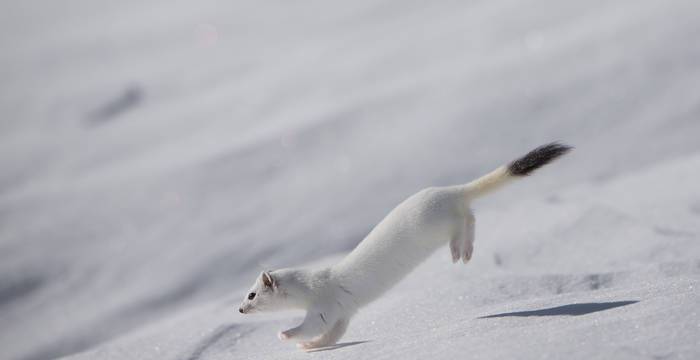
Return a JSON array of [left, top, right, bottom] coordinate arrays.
[[508, 142, 572, 176]]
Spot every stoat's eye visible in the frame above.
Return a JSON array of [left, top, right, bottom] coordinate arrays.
[[248, 292, 256, 300]]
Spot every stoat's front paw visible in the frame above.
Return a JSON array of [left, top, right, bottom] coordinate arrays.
[[297, 341, 322, 350], [278, 331, 290, 340], [298, 338, 335, 350]]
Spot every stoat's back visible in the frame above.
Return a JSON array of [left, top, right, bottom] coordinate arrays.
[[331, 186, 464, 306]]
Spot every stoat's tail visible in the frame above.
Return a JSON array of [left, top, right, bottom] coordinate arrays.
[[462, 142, 572, 199]]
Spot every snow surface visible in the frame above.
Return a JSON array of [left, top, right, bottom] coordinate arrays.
[[1, 0, 699, 359]]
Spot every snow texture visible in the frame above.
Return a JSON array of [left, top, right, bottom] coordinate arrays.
[[1, 0, 699, 359]]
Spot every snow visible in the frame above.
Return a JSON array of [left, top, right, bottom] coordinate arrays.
[[1, 0, 699, 359]]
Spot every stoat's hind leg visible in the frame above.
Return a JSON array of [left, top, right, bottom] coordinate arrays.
[[297, 318, 349, 350], [461, 211, 475, 263]]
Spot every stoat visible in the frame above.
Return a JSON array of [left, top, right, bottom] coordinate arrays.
[[238, 143, 571, 349]]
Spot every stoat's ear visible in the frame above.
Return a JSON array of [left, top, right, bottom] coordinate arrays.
[[262, 271, 274, 288]]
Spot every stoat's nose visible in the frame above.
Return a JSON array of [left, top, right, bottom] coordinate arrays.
[[239, 307, 244, 313]]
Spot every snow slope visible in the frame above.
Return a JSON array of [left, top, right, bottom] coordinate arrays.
[[69, 153, 700, 360], [1, 0, 699, 359]]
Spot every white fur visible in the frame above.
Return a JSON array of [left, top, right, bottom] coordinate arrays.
[[239, 162, 526, 349]]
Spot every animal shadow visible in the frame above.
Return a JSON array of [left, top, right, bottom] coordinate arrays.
[[306, 340, 370, 353], [479, 300, 638, 318]]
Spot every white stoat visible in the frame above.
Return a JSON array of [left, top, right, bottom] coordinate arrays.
[[238, 143, 571, 349]]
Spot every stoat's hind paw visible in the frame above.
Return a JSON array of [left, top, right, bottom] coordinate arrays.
[[449, 235, 461, 263], [461, 242, 473, 263], [461, 212, 475, 264]]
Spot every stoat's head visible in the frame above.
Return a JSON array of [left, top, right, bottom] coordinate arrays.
[[239, 271, 279, 314]]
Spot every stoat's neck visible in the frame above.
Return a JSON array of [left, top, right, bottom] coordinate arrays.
[[274, 268, 326, 310]]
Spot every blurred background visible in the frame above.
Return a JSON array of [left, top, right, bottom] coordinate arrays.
[[2, 0, 700, 359]]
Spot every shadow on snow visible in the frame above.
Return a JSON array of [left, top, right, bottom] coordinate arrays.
[[479, 300, 639, 318], [305, 340, 370, 353]]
